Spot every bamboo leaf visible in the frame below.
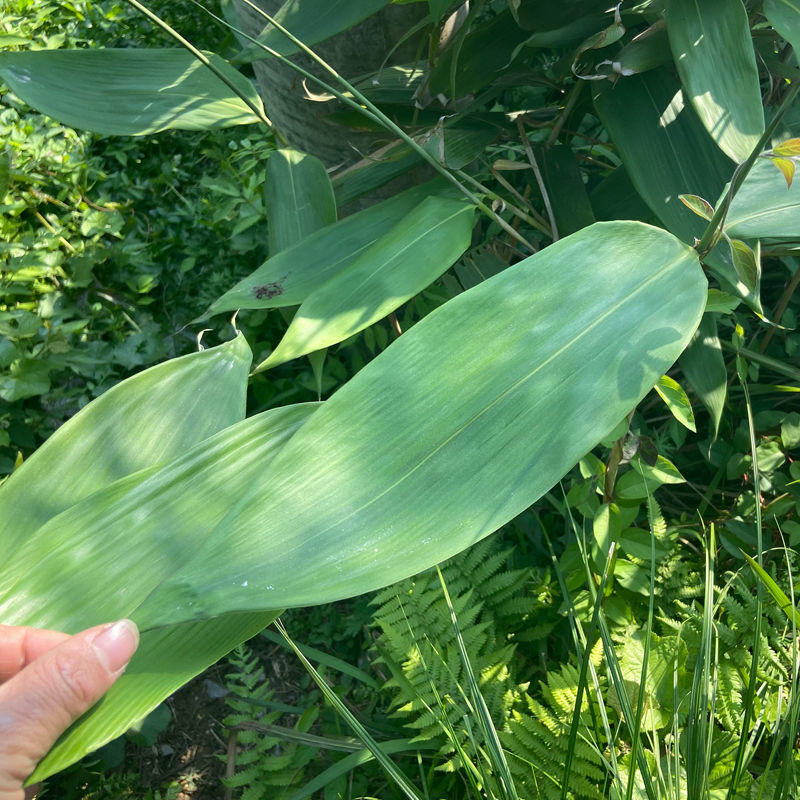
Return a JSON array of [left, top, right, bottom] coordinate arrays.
[[203, 180, 458, 317], [257, 197, 475, 370], [665, 0, 764, 162], [0, 49, 264, 135], [723, 158, 800, 239], [3, 224, 707, 782], [19, 404, 319, 783], [266, 148, 337, 255], [134, 221, 706, 628], [0, 335, 252, 561], [654, 374, 696, 432], [679, 314, 727, 438], [30, 611, 280, 783], [0, 403, 319, 633], [593, 68, 732, 246]]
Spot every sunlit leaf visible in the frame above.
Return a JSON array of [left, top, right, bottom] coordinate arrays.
[[0, 336, 252, 561], [135, 221, 705, 628], [257, 197, 474, 369], [203, 180, 459, 317], [772, 137, 800, 157], [679, 193, 714, 220], [654, 374, 696, 432], [0, 49, 264, 135], [723, 158, 800, 239], [665, 0, 764, 162]]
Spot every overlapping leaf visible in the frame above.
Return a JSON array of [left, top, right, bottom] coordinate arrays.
[[3, 223, 706, 637], [593, 69, 732, 245], [258, 196, 474, 369], [665, 0, 764, 162], [723, 158, 800, 239], [202, 180, 458, 317], [0, 336, 251, 560], [0, 49, 264, 135], [138, 221, 705, 628], [0, 403, 318, 632], [266, 148, 337, 254], [3, 222, 707, 780], [11, 402, 319, 783]]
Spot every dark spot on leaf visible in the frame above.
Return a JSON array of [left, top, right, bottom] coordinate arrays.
[[253, 281, 284, 300]]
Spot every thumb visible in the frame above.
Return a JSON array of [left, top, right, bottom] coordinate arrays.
[[0, 619, 139, 795]]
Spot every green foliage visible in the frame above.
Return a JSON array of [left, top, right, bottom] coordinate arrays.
[[371, 538, 551, 761], [501, 663, 606, 800], [4, 1, 800, 798], [222, 645, 319, 800], [0, 0, 278, 474]]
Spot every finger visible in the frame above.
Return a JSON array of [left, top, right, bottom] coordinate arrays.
[[0, 626, 70, 683], [0, 619, 139, 793]]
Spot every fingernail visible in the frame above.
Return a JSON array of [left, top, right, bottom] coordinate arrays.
[[91, 619, 139, 674]]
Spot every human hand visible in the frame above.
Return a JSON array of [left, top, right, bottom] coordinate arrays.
[[0, 620, 139, 800]]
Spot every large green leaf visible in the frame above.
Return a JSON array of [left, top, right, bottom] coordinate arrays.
[[266, 148, 337, 255], [3, 224, 705, 634], [30, 611, 279, 783], [0, 335, 275, 784], [593, 68, 733, 245], [4, 224, 707, 783], [764, 0, 800, 54], [233, 0, 390, 62], [202, 180, 458, 317], [258, 196, 474, 370], [723, 158, 800, 239], [12, 404, 317, 779], [19, 401, 316, 783], [665, 0, 764, 162], [130, 221, 706, 628], [0, 49, 264, 135], [0, 403, 319, 633], [0, 335, 251, 560]]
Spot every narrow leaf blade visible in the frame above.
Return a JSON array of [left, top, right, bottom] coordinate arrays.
[[203, 180, 459, 316], [258, 197, 474, 369], [0, 335, 252, 557], [665, 0, 764, 162], [266, 148, 337, 254]]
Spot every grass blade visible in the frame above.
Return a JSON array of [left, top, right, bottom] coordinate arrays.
[[275, 620, 426, 800]]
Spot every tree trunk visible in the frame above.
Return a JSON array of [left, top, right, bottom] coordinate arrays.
[[234, 1, 425, 168]]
